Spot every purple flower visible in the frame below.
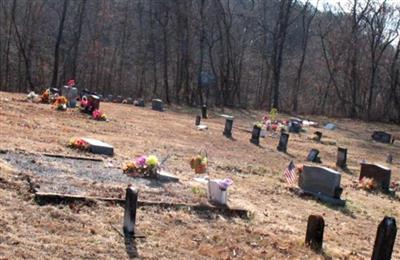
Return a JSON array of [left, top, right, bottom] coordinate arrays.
[[217, 178, 234, 191], [135, 155, 147, 168]]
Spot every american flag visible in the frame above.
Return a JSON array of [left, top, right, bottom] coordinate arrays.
[[283, 161, 297, 185]]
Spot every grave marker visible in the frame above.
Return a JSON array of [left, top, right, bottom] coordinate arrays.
[[277, 132, 289, 153], [81, 138, 114, 156], [107, 94, 113, 102], [305, 215, 325, 252], [372, 217, 397, 260], [386, 154, 393, 164], [336, 147, 347, 168], [372, 131, 392, 144], [61, 86, 78, 108], [299, 165, 345, 205], [222, 115, 234, 138], [134, 98, 145, 107], [152, 99, 164, 112], [126, 97, 133, 104], [195, 115, 201, 126], [202, 105, 208, 119], [208, 180, 227, 205], [116, 95, 123, 103], [250, 125, 261, 145], [314, 131, 322, 142], [359, 163, 391, 191], [123, 186, 138, 236], [289, 119, 302, 133], [307, 149, 321, 163]]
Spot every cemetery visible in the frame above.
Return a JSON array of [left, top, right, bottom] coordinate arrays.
[[0, 91, 400, 259]]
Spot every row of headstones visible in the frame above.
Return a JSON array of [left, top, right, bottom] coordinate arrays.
[[122, 186, 397, 259]]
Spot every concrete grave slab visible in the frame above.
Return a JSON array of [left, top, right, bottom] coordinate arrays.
[[81, 138, 114, 156]]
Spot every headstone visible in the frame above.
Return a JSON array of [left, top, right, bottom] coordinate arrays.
[[208, 180, 227, 205], [134, 98, 145, 107], [201, 105, 208, 119], [277, 132, 289, 153], [107, 94, 113, 102], [307, 149, 321, 163], [197, 125, 208, 130], [81, 138, 114, 156], [126, 97, 133, 104], [314, 131, 322, 142], [88, 95, 100, 112], [305, 215, 325, 252], [152, 99, 164, 112], [359, 163, 391, 191], [289, 119, 302, 133], [195, 115, 201, 126], [97, 94, 103, 101], [61, 86, 78, 108], [116, 95, 123, 103], [223, 116, 234, 138], [372, 131, 392, 144], [336, 147, 347, 168], [324, 123, 336, 130], [50, 88, 60, 95], [250, 125, 261, 146], [157, 170, 179, 182], [299, 165, 345, 205], [372, 217, 397, 260], [386, 154, 393, 164], [123, 186, 138, 236]]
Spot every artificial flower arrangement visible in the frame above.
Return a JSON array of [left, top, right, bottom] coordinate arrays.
[[216, 178, 234, 191], [92, 109, 107, 121], [190, 152, 208, 174], [41, 89, 50, 103], [68, 137, 89, 151], [53, 96, 68, 111], [358, 177, 377, 191], [123, 155, 160, 178]]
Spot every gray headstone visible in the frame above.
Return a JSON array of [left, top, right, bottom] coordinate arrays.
[[107, 94, 113, 102], [299, 165, 343, 199], [61, 86, 78, 108], [152, 99, 164, 112], [306, 149, 321, 163], [81, 138, 114, 156], [126, 97, 133, 104], [359, 163, 391, 191], [134, 99, 145, 107], [324, 123, 336, 130], [116, 95, 123, 103]]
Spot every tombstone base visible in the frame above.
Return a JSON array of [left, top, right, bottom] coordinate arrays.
[[157, 171, 179, 182], [300, 189, 346, 206], [123, 228, 146, 239], [250, 138, 259, 146], [223, 131, 232, 138]]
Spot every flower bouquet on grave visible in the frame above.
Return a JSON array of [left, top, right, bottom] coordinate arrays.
[[217, 178, 234, 191], [68, 137, 90, 151], [40, 89, 50, 103], [358, 177, 377, 191], [92, 109, 107, 121], [53, 96, 68, 111], [123, 155, 160, 178], [190, 151, 208, 174]]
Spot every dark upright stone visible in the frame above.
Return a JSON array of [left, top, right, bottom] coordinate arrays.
[[152, 99, 164, 112], [250, 125, 261, 146], [372, 131, 392, 144], [305, 215, 325, 252], [289, 119, 302, 133], [195, 115, 201, 126], [126, 97, 133, 104], [360, 163, 391, 191], [277, 133, 289, 153], [123, 186, 138, 237], [107, 94, 113, 102], [307, 149, 321, 163], [314, 131, 322, 142], [336, 147, 347, 168], [116, 95, 123, 103], [372, 217, 397, 260], [201, 105, 208, 119], [134, 98, 145, 107], [223, 117, 234, 138]]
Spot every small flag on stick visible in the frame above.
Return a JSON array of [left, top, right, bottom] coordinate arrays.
[[284, 161, 297, 185]]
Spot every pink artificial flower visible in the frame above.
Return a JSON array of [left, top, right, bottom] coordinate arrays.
[[135, 155, 147, 168]]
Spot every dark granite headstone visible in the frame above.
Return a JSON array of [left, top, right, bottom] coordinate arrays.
[[250, 125, 261, 146], [277, 133, 289, 153], [116, 95, 123, 103], [372, 217, 397, 260], [387, 154, 393, 164], [223, 116, 234, 138], [372, 131, 392, 144], [307, 149, 321, 163], [305, 215, 325, 252], [299, 165, 344, 205], [314, 131, 322, 142], [195, 115, 201, 126], [201, 105, 208, 119], [126, 97, 133, 104], [152, 99, 164, 112], [360, 163, 391, 191], [336, 147, 347, 168], [134, 98, 145, 107], [289, 119, 302, 133], [107, 94, 113, 102]]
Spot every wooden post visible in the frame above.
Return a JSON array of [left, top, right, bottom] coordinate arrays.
[[372, 217, 397, 260], [195, 115, 201, 126], [305, 215, 324, 252], [201, 105, 208, 119], [250, 125, 261, 145], [123, 186, 138, 236], [223, 118, 233, 138]]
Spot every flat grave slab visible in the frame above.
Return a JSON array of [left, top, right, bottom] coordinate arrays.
[[81, 138, 114, 156]]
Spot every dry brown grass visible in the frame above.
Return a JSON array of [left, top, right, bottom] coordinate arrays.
[[0, 91, 400, 259]]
